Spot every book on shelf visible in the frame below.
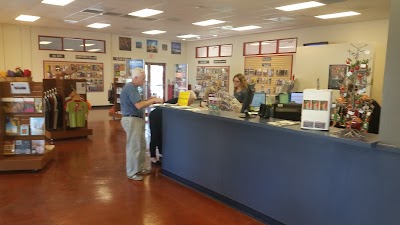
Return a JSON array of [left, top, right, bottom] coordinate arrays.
[[5, 116, 20, 135], [30, 117, 45, 135], [3, 140, 15, 154], [34, 98, 43, 113], [20, 124, 30, 136], [15, 140, 31, 154], [2, 97, 13, 113], [31, 140, 45, 154], [23, 98, 35, 113], [13, 98, 24, 113]]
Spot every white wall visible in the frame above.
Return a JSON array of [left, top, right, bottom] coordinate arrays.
[[186, 20, 389, 104], [0, 24, 187, 106]]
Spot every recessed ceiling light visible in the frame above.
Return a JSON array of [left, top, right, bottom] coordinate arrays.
[[80, 44, 95, 46], [87, 23, 110, 29], [192, 19, 226, 26], [196, 37, 201, 39], [213, 35, 218, 37], [39, 41, 52, 45], [231, 25, 261, 31], [15, 15, 41, 22], [64, 20, 78, 24], [142, 30, 167, 35], [41, 0, 75, 6], [177, 34, 200, 38], [87, 49, 101, 52], [128, 8, 163, 17], [182, 39, 186, 41], [276, 1, 325, 11], [315, 11, 361, 19]]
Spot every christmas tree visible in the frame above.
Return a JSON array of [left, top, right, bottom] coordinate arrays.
[[333, 44, 374, 138]]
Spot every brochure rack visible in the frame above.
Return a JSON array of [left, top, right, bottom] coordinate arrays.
[[43, 79, 93, 140], [109, 78, 125, 120], [244, 55, 293, 94], [0, 81, 55, 171]]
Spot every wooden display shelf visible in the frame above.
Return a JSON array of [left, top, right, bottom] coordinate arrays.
[[0, 149, 55, 171], [45, 128, 93, 140], [109, 112, 122, 120]]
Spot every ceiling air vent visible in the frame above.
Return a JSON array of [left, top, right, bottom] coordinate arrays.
[[82, 9, 104, 14]]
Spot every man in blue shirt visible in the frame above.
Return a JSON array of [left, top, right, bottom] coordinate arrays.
[[120, 68, 163, 181]]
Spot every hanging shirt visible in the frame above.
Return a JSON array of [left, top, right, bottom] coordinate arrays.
[[66, 100, 88, 128]]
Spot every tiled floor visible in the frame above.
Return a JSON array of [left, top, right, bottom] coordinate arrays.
[[0, 108, 264, 225]]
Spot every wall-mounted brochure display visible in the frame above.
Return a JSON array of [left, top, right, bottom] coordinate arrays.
[[244, 55, 293, 94], [196, 44, 233, 58], [43, 61, 104, 92], [196, 66, 229, 98], [243, 38, 297, 56]]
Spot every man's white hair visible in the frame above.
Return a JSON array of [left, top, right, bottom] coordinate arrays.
[[131, 67, 145, 79]]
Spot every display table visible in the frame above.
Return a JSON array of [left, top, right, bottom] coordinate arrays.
[[161, 107, 400, 225]]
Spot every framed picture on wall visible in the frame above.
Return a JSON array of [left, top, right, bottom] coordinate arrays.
[[119, 37, 131, 51], [171, 42, 181, 54], [328, 64, 347, 90], [147, 40, 158, 53], [136, 41, 142, 49]]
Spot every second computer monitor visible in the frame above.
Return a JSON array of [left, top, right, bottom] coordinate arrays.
[[251, 92, 266, 108], [290, 92, 303, 104]]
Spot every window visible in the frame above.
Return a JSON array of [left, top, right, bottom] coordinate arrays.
[[38, 36, 106, 53]]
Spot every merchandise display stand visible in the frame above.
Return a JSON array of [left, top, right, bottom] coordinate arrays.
[[0, 81, 55, 171], [43, 79, 93, 140], [109, 78, 124, 120]]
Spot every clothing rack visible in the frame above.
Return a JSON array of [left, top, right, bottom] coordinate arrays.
[[43, 79, 93, 140]]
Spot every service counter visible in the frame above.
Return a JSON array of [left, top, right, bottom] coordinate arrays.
[[161, 107, 400, 225]]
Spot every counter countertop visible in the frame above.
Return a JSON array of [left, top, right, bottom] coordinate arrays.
[[162, 106, 379, 149]]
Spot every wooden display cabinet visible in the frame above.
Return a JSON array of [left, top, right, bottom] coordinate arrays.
[[0, 81, 55, 171]]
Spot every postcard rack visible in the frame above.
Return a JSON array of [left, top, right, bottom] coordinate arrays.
[[0, 81, 55, 171], [109, 78, 124, 120], [43, 79, 93, 140]]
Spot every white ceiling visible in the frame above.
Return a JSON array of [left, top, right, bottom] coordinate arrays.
[[0, 0, 391, 41]]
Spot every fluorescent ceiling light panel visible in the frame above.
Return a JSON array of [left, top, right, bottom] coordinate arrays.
[[64, 20, 78, 24], [41, 0, 75, 6], [192, 19, 226, 26], [142, 30, 166, 35], [15, 15, 41, 22], [276, 1, 325, 11], [87, 23, 110, 29], [128, 8, 163, 17], [315, 11, 361, 19], [177, 34, 200, 38], [39, 41, 52, 45], [231, 25, 261, 31], [213, 35, 218, 37]]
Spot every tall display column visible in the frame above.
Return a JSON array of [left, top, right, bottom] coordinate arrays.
[[380, 0, 400, 147]]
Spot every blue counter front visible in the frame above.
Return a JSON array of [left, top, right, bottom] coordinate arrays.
[[161, 108, 400, 225]]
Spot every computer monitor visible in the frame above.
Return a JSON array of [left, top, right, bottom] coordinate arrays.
[[240, 84, 255, 118], [290, 92, 303, 104], [251, 92, 266, 108]]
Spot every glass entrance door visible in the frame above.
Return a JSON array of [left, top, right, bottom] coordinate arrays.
[[145, 63, 166, 100]]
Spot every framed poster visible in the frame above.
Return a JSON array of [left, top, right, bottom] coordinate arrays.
[[208, 46, 220, 57], [196, 47, 207, 58], [147, 40, 158, 53], [119, 37, 131, 51], [136, 41, 142, 49], [43, 61, 104, 92], [162, 44, 168, 51], [171, 42, 181, 54], [328, 64, 347, 90]]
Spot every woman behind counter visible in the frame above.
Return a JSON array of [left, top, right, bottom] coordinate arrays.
[[233, 73, 248, 103]]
